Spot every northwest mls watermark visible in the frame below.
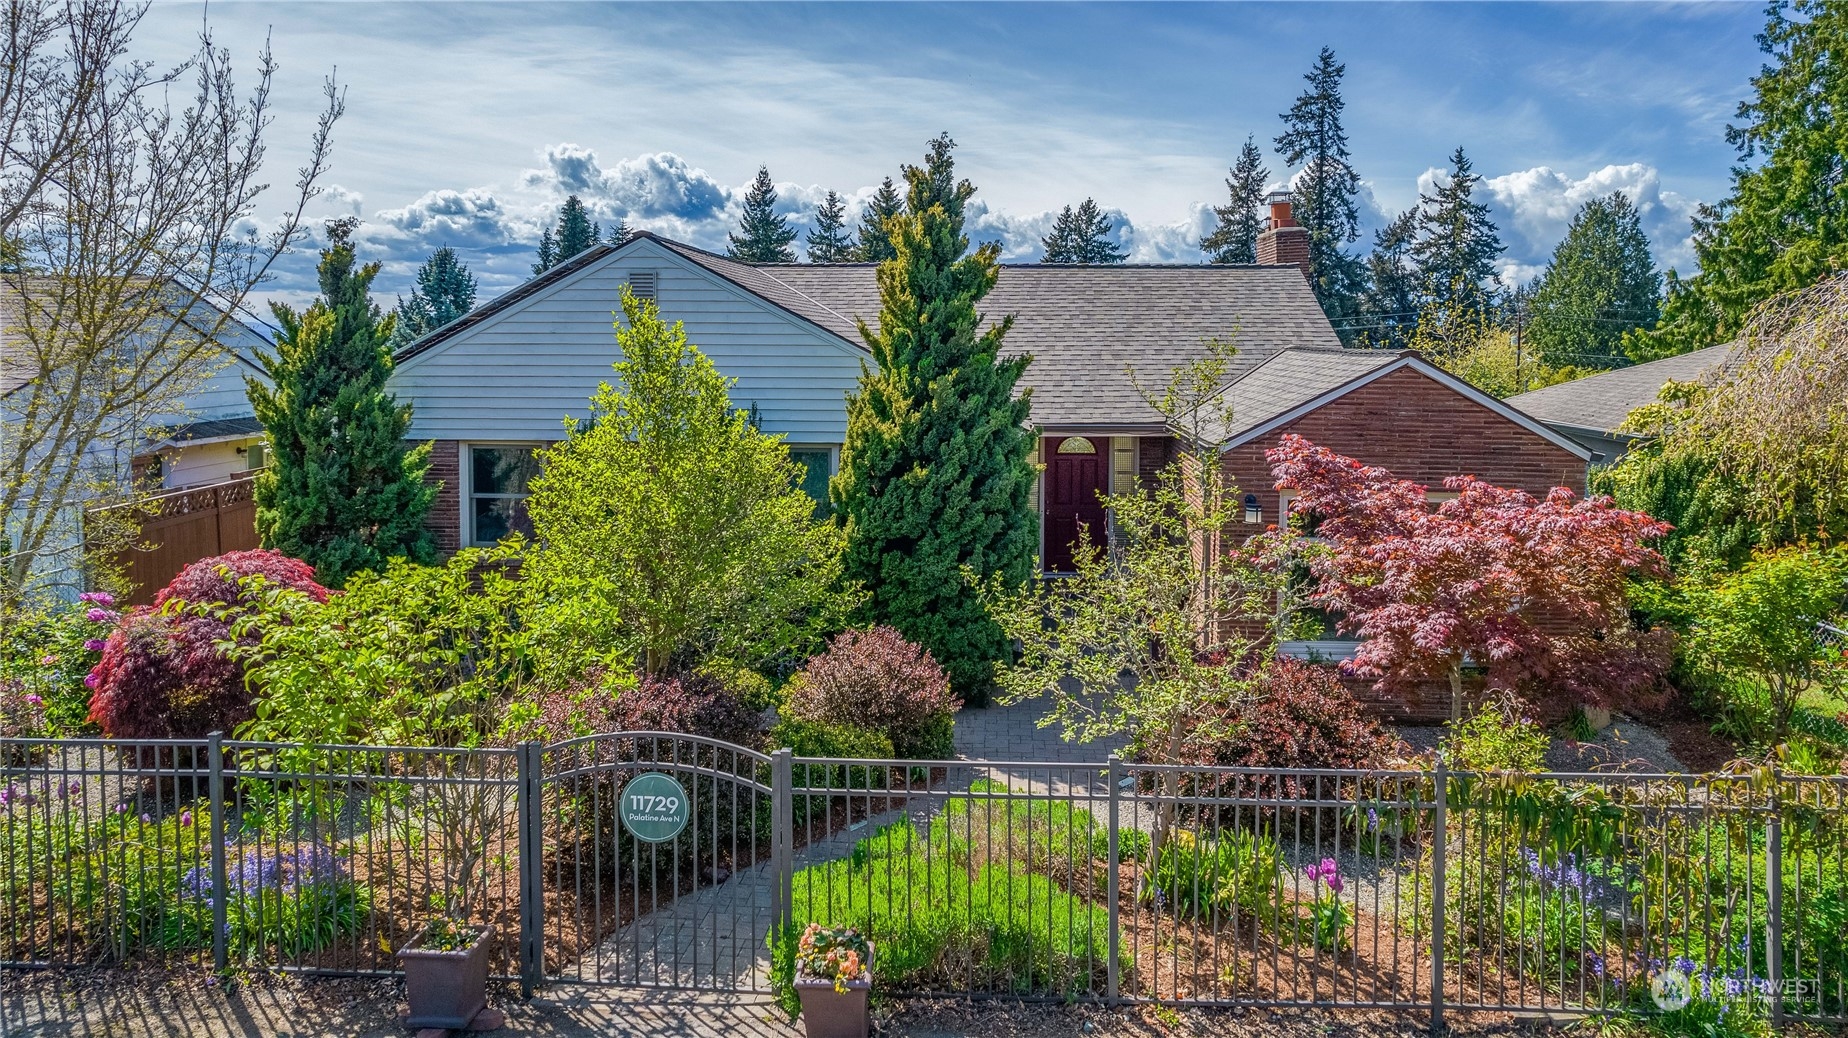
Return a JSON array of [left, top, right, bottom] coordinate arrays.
[[1651, 970, 1829, 1011]]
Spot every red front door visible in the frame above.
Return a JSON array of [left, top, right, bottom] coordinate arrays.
[[1042, 436, 1108, 573]]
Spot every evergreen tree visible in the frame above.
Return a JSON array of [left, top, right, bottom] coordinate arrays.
[[1357, 208, 1421, 349], [855, 176, 905, 263], [1527, 193, 1662, 369], [806, 190, 856, 262], [1274, 47, 1368, 323], [1201, 136, 1270, 264], [1412, 146, 1505, 321], [1040, 197, 1127, 263], [248, 219, 436, 588], [532, 194, 603, 274], [833, 133, 1038, 703], [607, 217, 631, 246], [1631, 0, 1848, 360], [727, 165, 797, 262], [390, 246, 479, 348]]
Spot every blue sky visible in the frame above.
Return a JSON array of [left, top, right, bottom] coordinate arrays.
[[139, 2, 1764, 312]]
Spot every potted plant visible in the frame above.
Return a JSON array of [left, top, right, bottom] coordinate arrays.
[[399, 917, 495, 1029], [793, 923, 873, 1038]]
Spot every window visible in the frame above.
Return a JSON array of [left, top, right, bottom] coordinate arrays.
[[469, 445, 542, 545], [1055, 437, 1097, 454], [788, 447, 835, 518]]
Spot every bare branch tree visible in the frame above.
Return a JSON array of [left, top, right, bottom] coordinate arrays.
[[0, 0, 343, 609]]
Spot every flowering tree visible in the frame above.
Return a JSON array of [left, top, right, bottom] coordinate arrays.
[[1262, 434, 1673, 718]]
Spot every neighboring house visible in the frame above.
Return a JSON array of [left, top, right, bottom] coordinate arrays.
[[0, 286, 272, 600], [1506, 343, 1738, 462], [390, 202, 1590, 591]]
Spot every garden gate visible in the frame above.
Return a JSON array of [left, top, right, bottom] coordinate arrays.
[[525, 733, 792, 994]]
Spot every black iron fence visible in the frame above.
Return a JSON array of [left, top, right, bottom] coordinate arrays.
[[3, 734, 1844, 1026]]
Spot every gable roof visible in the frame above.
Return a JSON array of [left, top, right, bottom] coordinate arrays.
[[1203, 350, 1594, 461], [390, 231, 1342, 428], [1505, 343, 1737, 437]]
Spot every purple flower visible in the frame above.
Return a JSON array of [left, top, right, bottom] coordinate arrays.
[[78, 591, 115, 606], [83, 638, 106, 652], [179, 810, 193, 828], [24, 694, 42, 707], [85, 608, 110, 623], [83, 673, 99, 689], [114, 803, 127, 814], [139, 813, 151, 824], [38, 654, 56, 666], [1366, 808, 1380, 830], [1588, 953, 1606, 977], [180, 842, 348, 903]]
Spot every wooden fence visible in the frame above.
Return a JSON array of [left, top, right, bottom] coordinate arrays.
[[89, 471, 260, 605]]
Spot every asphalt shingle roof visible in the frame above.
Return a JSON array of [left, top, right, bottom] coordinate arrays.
[[1203, 347, 1408, 443], [656, 236, 1342, 427], [1505, 343, 1737, 435]]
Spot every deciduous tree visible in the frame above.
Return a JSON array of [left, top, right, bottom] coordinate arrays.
[[1262, 435, 1672, 719], [0, 3, 341, 609], [524, 289, 853, 676]]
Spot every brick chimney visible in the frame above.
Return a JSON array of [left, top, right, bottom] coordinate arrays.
[[1256, 191, 1311, 280]]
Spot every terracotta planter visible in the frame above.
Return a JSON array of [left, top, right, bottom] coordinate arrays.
[[795, 944, 873, 1038], [399, 921, 495, 1029]]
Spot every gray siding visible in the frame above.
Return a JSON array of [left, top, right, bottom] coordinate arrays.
[[390, 239, 868, 444]]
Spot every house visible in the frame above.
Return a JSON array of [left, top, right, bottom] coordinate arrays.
[[1, 285, 272, 601], [1506, 343, 1737, 462], [390, 199, 1591, 587]]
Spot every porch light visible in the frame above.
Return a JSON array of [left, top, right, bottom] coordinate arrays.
[[1243, 493, 1262, 524]]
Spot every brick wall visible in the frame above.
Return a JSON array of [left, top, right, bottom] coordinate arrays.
[[1136, 435, 1174, 491], [424, 439, 461, 554], [1221, 364, 1586, 538]]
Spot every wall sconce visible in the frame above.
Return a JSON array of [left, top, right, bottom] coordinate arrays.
[[1243, 493, 1262, 524]]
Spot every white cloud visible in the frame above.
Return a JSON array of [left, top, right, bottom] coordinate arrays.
[[1480, 163, 1698, 282]]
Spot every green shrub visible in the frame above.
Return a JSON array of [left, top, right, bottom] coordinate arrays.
[[941, 780, 1104, 893], [1146, 828, 1285, 923], [0, 593, 115, 737], [1443, 698, 1549, 772], [774, 816, 1115, 1009]]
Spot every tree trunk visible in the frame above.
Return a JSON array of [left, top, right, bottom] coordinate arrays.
[[1449, 661, 1464, 722]]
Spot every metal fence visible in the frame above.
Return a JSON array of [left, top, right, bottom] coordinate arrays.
[[3, 734, 1844, 1026]]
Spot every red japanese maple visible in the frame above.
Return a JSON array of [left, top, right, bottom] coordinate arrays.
[[1264, 434, 1673, 717]]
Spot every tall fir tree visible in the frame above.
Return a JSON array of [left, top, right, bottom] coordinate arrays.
[[806, 190, 856, 262], [1631, 0, 1848, 360], [1527, 193, 1662, 369], [1201, 136, 1271, 264], [1274, 47, 1368, 324], [833, 133, 1038, 703], [855, 176, 905, 263], [1357, 208, 1421, 349], [390, 246, 479, 348], [248, 219, 436, 588], [727, 165, 798, 262], [1411, 146, 1505, 321], [533, 194, 602, 274], [607, 217, 631, 246], [1040, 198, 1127, 263]]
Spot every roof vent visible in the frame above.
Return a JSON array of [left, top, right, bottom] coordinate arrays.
[[627, 271, 658, 301]]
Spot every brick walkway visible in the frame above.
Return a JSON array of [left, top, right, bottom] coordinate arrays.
[[951, 697, 1127, 763]]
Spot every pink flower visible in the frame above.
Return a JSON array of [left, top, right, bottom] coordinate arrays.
[[38, 654, 56, 666], [24, 694, 42, 707]]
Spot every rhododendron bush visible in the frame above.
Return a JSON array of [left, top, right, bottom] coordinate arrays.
[[1258, 435, 1673, 717], [86, 550, 328, 740]]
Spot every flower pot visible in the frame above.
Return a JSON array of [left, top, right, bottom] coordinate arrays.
[[399, 922, 495, 1029], [795, 944, 873, 1038]]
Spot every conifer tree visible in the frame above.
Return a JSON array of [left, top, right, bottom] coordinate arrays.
[[248, 219, 436, 588], [1040, 198, 1127, 263], [1412, 146, 1505, 321], [833, 133, 1038, 703], [1201, 136, 1270, 264], [1275, 47, 1368, 323], [855, 176, 905, 263], [806, 190, 855, 262], [532, 194, 603, 274], [1527, 193, 1661, 369], [390, 246, 479, 347], [727, 165, 797, 262], [607, 217, 631, 246], [1358, 209, 1421, 348], [1634, 1, 1848, 359]]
